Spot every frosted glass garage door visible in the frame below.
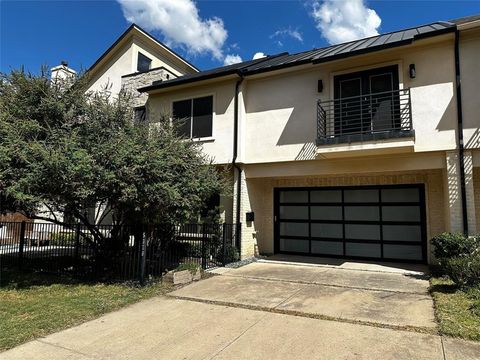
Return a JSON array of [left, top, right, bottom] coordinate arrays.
[[275, 186, 425, 262]]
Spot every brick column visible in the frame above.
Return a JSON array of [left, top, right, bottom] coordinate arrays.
[[232, 166, 256, 259], [445, 150, 476, 234], [464, 151, 477, 234]]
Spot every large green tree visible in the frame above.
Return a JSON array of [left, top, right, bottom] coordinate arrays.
[[0, 69, 226, 243]]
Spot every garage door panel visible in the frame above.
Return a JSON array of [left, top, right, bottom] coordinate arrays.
[[381, 188, 419, 202], [310, 206, 342, 220], [382, 206, 421, 222], [311, 241, 343, 255], [344, 189, 379, 202], [383, 245, 423, 260], [276, 186, 426, 263], [280, 238, 309, 252], [345, 224, 381, 240], [344, 206, 380, 221], [383, 225, 422, 242], [310, 190, 342, 202], [311, 223, 343, 238], [346, 243, 382, 258], [280, 191, 308, 203], [280, 206, 309, 220], [280, 222, 309, 237]]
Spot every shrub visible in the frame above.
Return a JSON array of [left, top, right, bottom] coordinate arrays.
[[444, 254, 480, 288], [216, 244, 240, 264], [431, 233, 480, 260], [49, 232, 76, 246]]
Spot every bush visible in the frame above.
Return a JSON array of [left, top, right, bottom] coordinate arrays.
[[431, 233, 480, 260], [216, 244, 240, 264], [49, 232, 76, 246], [444, 255, 480, 288]]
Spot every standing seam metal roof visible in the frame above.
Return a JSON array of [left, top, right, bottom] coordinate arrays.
[[138, 19, 462, 93]]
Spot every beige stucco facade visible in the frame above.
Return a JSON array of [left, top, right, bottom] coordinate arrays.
[[142, 21, 480, 263]]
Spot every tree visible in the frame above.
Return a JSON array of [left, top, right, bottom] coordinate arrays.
[[0, 68, 227, 245]]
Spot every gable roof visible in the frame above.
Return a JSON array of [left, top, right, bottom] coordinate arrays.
[[87, 24, 199, 76], [139, 18, 461, 93]]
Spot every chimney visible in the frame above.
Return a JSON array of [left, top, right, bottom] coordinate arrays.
[[51, 61, 77, 83]]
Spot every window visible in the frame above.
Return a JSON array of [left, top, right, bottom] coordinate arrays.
[[134, 106, 146, 122], [172, 96, 213, 138], [137, 52, 152, 72]]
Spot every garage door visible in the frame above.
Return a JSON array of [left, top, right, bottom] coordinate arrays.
[[274, 185, 426, 263]]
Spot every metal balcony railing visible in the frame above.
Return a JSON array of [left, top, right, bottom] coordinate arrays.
[[316, 88, 413, 145]]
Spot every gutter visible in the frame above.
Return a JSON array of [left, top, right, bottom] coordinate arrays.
[[454, 29, 469, 235], [232, 73, 244, 244]]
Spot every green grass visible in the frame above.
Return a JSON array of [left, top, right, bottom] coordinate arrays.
[[0, 270, 173, 351], [430, 277, 480, 341]]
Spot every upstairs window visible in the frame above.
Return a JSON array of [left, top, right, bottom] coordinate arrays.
[[134, 106, 146, 122], [137, 52, 152, 72], [172, 96, 213, 139]]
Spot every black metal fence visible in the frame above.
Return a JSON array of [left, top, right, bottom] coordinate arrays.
[[0, 221, 241, 283], [317, 88, 413, 145]]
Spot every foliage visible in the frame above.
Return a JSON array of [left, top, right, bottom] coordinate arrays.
[[431, 233, 480, 261], [175, 262, 200, 274], [443, 255, 480, 288], [0, 68, 227, 245]]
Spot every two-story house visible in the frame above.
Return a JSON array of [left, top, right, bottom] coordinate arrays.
[[136, 15, 480, 264]]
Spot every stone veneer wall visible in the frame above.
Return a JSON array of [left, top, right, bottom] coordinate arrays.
[[121, 68, 172, 108], [242, 169, 445, 263]]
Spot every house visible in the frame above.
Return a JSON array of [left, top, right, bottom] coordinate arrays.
[[135, 15, 480, 264]]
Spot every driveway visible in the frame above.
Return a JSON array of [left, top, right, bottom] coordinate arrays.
[[3, 260, 480, 359]]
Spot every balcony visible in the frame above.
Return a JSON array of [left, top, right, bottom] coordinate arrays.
[[316, 88, 414, 146]]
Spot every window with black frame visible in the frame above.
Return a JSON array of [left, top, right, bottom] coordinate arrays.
[[333, 65, 400, 137], [137, 52, 152, 72], [134, 106, 146, 122], [172, 96, 213, 139]]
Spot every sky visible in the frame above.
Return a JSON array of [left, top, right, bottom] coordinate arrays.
[[1, 0, 479, 74]]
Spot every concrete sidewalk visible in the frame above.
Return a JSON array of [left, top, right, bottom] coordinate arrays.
[[3, 296, 479, 360]]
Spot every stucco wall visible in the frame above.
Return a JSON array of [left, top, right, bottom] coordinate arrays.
[[243, 38, 458, 164], [460, 29, 480, 151], [244, 169, 445, 263], [87, 41, 134, 97], [147, 80, 237, 165]]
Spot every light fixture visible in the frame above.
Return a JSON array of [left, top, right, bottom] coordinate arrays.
[[409, 64, 416, 79], [317, 79, 323, 93]]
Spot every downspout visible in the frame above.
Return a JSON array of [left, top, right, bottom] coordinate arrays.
[[233, 73, 244, 247], [454, 29, 469, 235]]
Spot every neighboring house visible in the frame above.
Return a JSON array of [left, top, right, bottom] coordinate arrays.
[[136, 15, 480, 264], [1, 24, 198, 225]]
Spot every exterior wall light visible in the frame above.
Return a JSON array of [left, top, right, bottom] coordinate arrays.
[[318, 79, 323, 92], [409, 64, 416, 79]]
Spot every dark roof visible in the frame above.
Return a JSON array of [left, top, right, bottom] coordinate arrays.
[[449, 14, 480, 25], [139, 16, 471, 93], [87, 24, 199, 74]]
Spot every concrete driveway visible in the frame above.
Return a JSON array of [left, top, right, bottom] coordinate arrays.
[[171, 260, 436, 329], [3, 260, 480, 359]]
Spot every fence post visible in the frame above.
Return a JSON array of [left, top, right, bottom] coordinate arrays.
[[201, 224, 207, 270], [74, 223, 81, 275], [221, 224, 227, 267], [139, 225, 147, 285], [18, 221, 26, 269]]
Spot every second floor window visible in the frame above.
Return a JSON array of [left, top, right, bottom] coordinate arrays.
[[137, 52, 152, 72], [172, 96, 213, 139]]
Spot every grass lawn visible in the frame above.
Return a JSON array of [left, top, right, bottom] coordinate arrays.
[[0, 270, 173, 351], [430, 277, 480, 341]]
